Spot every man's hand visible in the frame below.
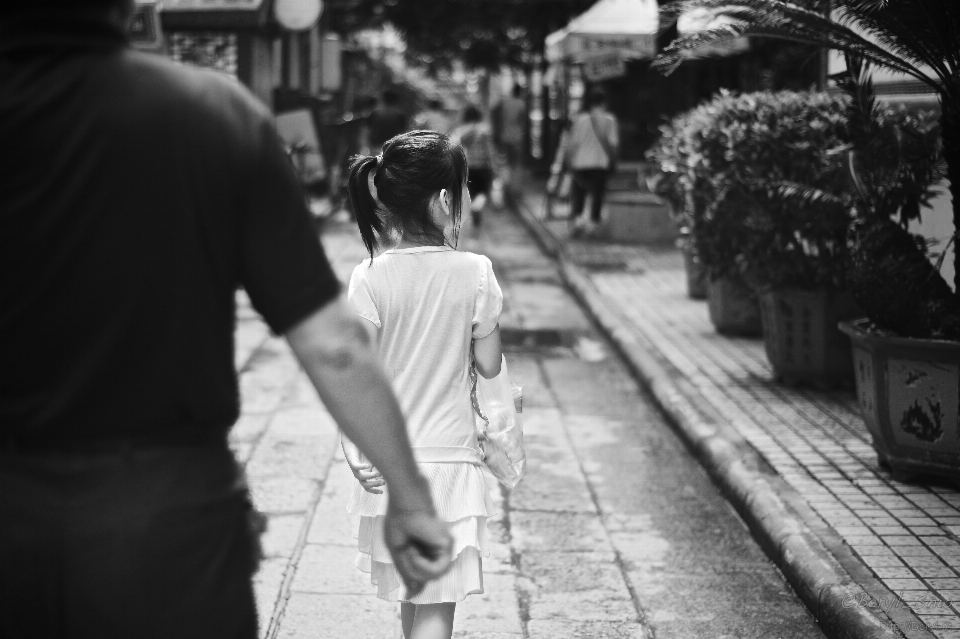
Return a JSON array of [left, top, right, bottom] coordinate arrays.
[[383, 500, 454, 599]]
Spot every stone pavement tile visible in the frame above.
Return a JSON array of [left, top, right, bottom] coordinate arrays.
[[863, 555, 907, 568], [276, 593, 395, 639], [251, 477, 319, 515], [919, 615, 960, 630], [895, 546, 936, 558], [519, 551, 623, 593], [526, 590, 636, 623], [231, 413, 272, 444], [262, 514, 307, 559], [245, 433, 337, 481], [290, 544, 372, 594], [914, 565, 960, 579], [510, 511, 610, 553], [308, 462, 361, 546], [874, 567, 919, 579], [933, 630, 960, 639], [267, 405, 339, 438], [925, 537, 960, 546], [929, 579, 960, 591], [253, 557, 288, 638], [231, 441, 255, 465], [526, 619, 646, 639], [884, 535, 924, 546], [885, 578, 929, 590], [456, 574, 523, 635], [508, 445, 596, 514]]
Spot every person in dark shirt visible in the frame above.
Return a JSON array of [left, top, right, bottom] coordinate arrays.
[[367, 88, 410, 150], [0, 1, 452, 637]]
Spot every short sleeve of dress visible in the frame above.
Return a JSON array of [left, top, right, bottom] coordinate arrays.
[[472, 255, 503, 339], [347, 264, 381, 328]]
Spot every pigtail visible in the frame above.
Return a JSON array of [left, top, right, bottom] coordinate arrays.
[[347, 155, 384, 259]]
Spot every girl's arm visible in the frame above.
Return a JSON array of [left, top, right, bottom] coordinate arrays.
[[341, 433, 385, 494], [474, 324, 503, 379]]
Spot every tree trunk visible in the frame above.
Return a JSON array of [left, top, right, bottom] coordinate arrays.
[[942, 97, 960, 294]]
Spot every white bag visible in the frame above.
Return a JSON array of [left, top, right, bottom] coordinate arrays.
[[470, 355, 525, 488]]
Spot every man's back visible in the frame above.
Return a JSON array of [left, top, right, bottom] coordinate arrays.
[[0, 26, 337, 442]]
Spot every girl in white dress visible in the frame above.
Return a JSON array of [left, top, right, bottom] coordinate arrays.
[[342, 130, 504, 639]]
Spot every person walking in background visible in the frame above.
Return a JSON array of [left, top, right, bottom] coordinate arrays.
[[0, 2, 452, 637], [493, 84, 526, 176], [343, 130, 504, 639], [368, 88, 410, 151], [549, 89, 620, 238], [450, 105, 498, 227], [413, 98, 452, 135]]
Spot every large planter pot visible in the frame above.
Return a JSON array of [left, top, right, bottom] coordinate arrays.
[[681, 244, 707, 300], [760, 289, 861, 388], [840, 319, 960, 484], [707, 277, 762, 337]]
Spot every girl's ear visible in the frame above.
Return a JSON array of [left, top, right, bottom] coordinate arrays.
[[437, 188, 452, 217]]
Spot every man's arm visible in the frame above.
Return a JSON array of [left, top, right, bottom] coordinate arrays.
[[285, 296, 452, 594]]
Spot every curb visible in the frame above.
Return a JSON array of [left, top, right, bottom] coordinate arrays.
[[506, 187, 931, 639]]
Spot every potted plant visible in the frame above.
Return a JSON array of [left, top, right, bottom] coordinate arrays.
[[646, 97, 762, 334], [646, 118, 707, 299], [648, 90, 859, 345], [656, 0, 960, 481]]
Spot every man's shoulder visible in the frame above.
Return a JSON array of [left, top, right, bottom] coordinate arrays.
[[122, 50, 271, 130]]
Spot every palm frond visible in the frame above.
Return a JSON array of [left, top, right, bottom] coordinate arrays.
[[654, 0, 936, 87], [835, 4, 958, 86]]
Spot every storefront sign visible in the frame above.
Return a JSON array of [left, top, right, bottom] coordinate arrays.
[[567, 33, 656, 62], [160, 0, 263, 9], [129, 2, 163, 50], [582, 50, 626, 81]]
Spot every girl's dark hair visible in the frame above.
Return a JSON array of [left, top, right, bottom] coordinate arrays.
[[462, 105, 482, 124], [347, 130, 468, 259]]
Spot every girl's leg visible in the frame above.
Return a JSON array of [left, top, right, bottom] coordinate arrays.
[[400, 602, 416, 639], [409, 602, 456, 639]]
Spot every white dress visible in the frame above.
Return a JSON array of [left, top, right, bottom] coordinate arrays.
[[346, 246, 503, 604]]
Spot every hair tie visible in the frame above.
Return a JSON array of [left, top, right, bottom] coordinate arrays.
[[376, 153, 383, 166]]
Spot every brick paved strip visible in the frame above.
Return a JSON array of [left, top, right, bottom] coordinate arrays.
[[507, 191, 936, 639]]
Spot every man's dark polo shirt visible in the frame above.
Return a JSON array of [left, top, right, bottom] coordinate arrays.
[[0, 14, 341, 444]]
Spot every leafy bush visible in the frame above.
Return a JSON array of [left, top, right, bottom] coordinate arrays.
[[648, 89, 853, 290]]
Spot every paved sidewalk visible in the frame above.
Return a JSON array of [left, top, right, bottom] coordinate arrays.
[[509, 178, 960, 639]]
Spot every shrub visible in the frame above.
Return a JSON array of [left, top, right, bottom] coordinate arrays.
[[648, 89, 853, 290]]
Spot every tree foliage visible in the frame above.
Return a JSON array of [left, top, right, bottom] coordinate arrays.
[[329, 0, 595, 71]]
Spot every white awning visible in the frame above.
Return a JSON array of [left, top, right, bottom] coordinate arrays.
[[546, 0, 659, 64]]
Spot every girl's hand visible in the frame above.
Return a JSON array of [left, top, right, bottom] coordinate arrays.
[[349, 461, 385, 494]]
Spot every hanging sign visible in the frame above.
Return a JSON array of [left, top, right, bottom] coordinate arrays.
[[274, 0, 323, 31], [582, 50, 626, 81], [128, 1, 163, 51]]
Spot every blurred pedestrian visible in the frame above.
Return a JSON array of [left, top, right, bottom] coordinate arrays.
[[493, 84, 526, 177], [345, 130, 504, 639], [368, 88, 410, 151], [0, 2, 452, 638], [413, 98, 452, 135], [550, 89, 620, 238], [450, 105, 498, 227]]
